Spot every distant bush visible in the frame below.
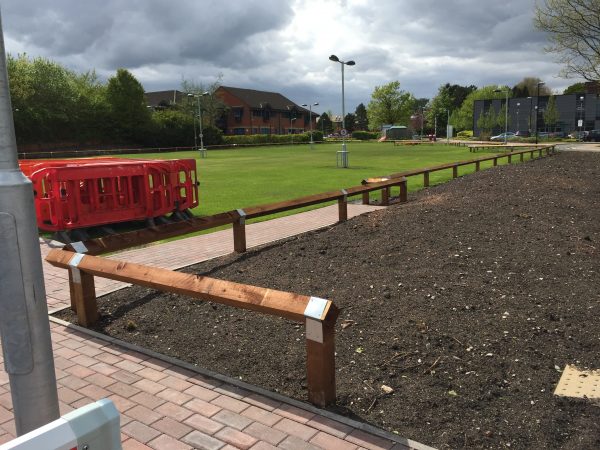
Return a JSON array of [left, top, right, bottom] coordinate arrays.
[[352, 131, 380, 140], [457, 130, 473, 138], [221, 131, 323, 146], [479, 132, 491, 141]]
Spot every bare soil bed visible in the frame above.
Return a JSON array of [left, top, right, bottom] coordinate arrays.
[[57, 151, 600, 449]]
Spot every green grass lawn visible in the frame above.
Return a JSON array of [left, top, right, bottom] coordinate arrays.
[[118, 142, 526, 219]]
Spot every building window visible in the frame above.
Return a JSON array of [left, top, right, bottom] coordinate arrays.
[[233, 127, 245, 135], [261, 127, 270, 134], [233, 108, 243, 122]]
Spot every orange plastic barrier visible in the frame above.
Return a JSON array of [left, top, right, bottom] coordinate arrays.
[[19, 158, 198, 231]]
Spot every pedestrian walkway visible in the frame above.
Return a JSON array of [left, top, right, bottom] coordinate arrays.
[[1, 203, 434, 449]]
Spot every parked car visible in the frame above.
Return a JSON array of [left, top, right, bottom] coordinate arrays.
[[567, 131, 587, 140], [514, 130, 530, 137], [490, 132, 516, 141], [583, 130, 600, 142]]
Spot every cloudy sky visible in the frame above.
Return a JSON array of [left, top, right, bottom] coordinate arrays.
[[1, 0, 580, 115]]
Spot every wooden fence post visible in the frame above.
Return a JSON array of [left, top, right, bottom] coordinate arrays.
[[539, 148, 542, 157], [475, 161, 480, 171], [520, 153, 524, 162], [362, 192, 370, 205], [399, 178, 408, 203], [423, 171, 430, 187], [68, 253, 98, 327], [493, 157, 498, 167], [233, 209, 247, 253], [338, 190, 348, 222], [507, 154, 512, 164], [452, 165, 458, 178], [381, 187, 390, 206], [305, 297, 339, 407]]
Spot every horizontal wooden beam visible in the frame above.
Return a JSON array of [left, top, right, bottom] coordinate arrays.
[[66, 211, 240, 255], [46, 249, 337, 323]]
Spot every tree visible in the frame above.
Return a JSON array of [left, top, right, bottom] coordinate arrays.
[[106, 68, 151, 142], [477, 108, 496, 135], [543, 95, 560, 131], [318, 112, 333, 135], [181, 75, 226, 128], [496, 103, 511, 132], [367, 81, 416, 130], [354, 103, 368, 130], [453, 85, 510, 131], [511, 77, 551, 97], [344, 113, 356, 133], [563, 82, 586, 94], [534, 0, 600, 81]]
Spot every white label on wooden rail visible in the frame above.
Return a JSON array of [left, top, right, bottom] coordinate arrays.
[[305, 318, 324, 343], [304, 296, 328, 320]]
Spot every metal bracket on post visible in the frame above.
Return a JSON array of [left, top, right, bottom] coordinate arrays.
[[304, 296, 338, 407], [67, 253, 98, 327]]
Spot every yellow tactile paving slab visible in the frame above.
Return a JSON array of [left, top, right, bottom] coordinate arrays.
[[554, 364, 600, 399]]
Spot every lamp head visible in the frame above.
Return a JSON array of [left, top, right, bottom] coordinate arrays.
[[329, 55, 339, 62], [346, 60, 356, 66], [314, 102, 319, 106]]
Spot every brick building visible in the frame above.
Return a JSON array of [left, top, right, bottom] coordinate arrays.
[[214, 86, 318, 135]]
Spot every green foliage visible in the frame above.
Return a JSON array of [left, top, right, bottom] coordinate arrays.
[[511, 77, 551, 97], [354, 103, 368, 130], [477, 108, 496, 134], [496, 103, 511, 130], [563, 82, 586, 94], [456, 130, 473, 138], [367, 81, 416, 130], [106, 68, 151, 142], [453, 86, 511, 131], [543, 95, 560, 131], [425, 83, 474, 137], [318, 112, 334, 135], [344, 113, 356, 133], [221, 131, 322, 146], [534, 0, 600, 81], [352, 131, 379, 140]]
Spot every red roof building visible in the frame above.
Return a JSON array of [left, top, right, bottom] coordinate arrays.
[[214, 86, 319, 135]]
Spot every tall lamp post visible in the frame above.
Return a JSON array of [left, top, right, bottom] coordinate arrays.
[[535, 82, 545, 145], [420, 107, 424, 139], [527, 96, 532, 134], [446, 108, 450, 144], [578, 95, 585, 139], [301, 102, 319, 149], [516, 102, 520, 132], [188, 91, 210, 157], [329, 54, 355, 168], [494, 87, 509, 144]]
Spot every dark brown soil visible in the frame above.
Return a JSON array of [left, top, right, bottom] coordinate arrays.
[[57, 151, 600, 449]]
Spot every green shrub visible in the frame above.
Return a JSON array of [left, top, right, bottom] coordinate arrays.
[[352, 131, 380, 140], [221, 131, 322, 146], [457, 130, 473, 138]]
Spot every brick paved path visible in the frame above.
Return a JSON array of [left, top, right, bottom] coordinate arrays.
[[0, 204, 433, 449]]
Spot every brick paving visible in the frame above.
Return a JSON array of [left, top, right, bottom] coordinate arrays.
[[0, 204, 434, 449]]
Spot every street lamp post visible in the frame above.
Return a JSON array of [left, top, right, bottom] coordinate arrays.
[[188, 91, 210, 157], [516, 102, 520, 132], [535, 82, 545, 145], [301, 102, 319, 149], [494, 87, 509, 144], [329, 54, 355, 168], [578, 95, 585, 139], [446, 108, 450, 144], [420, 107, 424, 139], [527, 97, 532, 134]]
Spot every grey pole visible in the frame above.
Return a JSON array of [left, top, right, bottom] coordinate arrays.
[[504, 90, 508, 144], [329, 55, 354, 168], [0, 9, 60, 435], [302, 102, 319, 149], [198, 91, 209, 156]]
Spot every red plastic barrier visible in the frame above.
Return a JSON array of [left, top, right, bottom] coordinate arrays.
[[20, 157, 199, 231]]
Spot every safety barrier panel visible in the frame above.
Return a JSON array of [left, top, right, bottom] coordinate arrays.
[[19, 158, 198, 231]]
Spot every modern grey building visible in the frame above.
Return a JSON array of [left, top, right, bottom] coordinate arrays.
[[473, 92, 600, 136]]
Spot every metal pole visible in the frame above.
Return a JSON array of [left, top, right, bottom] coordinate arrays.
[[340, 62, 347, 167], [446, 109, 450, 144], [504, 90, 508, 144], [309, 105, 313, 145], [420, 107, 424, 139], [0, 9, 60, 435], [197, 96, 204, 153]]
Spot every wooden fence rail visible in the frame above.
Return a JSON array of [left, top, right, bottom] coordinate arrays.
[[65, 145, 555, 256], [46, 249, 339, 407]]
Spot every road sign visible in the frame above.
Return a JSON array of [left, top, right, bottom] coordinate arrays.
[[578, 119, 583, 127], [340, 128, 348, 136]]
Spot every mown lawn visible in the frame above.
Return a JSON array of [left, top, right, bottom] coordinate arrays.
[[118, 141, 517, 218]]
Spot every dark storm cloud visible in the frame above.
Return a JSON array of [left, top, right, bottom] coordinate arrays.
[[2, 0, 293, 69]]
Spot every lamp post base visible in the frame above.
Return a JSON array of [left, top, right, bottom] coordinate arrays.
[[336, 150, 349, 168]]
